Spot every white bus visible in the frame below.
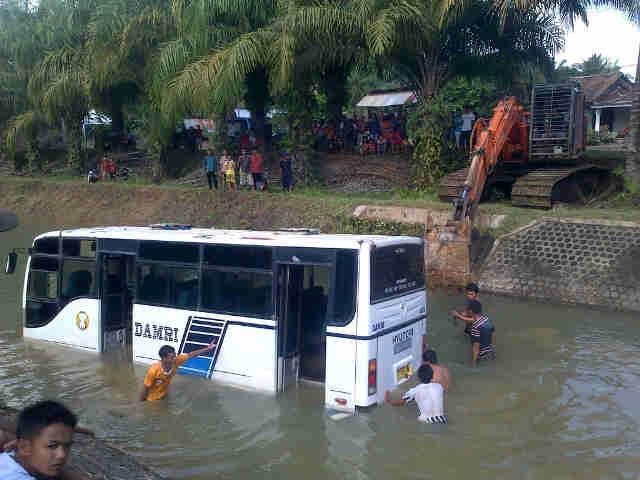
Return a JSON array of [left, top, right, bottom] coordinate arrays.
[[14, 225, 427, 411]]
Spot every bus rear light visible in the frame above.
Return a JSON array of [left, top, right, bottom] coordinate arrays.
[[368, 359, 377, 396], [422, 334, 427, 353], [335, 397, 347, 406]]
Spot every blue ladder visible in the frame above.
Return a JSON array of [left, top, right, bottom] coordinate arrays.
[[178, 316, 226, 378]]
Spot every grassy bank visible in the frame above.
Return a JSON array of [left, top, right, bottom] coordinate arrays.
[[0, 176, 637, 237]]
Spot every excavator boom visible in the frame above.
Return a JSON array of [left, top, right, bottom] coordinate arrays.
[[453, 97, 528, 221]]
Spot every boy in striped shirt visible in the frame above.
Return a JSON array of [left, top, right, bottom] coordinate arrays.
[[467, 299, 495, 366]]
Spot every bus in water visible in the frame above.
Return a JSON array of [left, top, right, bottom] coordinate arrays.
[[13, 225, 427, 411]]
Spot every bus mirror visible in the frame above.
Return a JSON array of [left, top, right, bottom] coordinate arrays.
[[4, 252, 17, 274]]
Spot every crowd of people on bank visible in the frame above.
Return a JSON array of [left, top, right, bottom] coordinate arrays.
[[385, 282, 496, 425], [202, 148, 293, 192], [313, 111, 409, 155]]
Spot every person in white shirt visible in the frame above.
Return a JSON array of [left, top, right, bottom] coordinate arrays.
[[385, 364, 447, 424], [459, 106, 476, 152], [0, 400, 82, 480]]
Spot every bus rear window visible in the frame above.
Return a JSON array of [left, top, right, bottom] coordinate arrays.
[[370, 243, 424, 303]]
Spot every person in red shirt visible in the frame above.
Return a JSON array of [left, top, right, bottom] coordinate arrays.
[[250, 149, 265, 191]]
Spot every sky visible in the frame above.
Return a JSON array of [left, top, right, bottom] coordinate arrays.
[[557, 8, 640, 78]]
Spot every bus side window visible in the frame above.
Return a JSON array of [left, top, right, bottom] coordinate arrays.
[[61, 260, 96, 300], [137, 264, 169, 305], [171, 267, 199, 310]]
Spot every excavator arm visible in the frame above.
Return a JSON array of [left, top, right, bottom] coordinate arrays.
[[453, 97, 527, 221]]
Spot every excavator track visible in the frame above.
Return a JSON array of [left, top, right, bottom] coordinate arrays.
[[511, 165, 612, 208], [438, 169, 469, 204], [439, 164, 613, 209], [437, 168, 519, 204]]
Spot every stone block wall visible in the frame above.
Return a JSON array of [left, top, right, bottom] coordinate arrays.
[[479, 218, 640, 312]]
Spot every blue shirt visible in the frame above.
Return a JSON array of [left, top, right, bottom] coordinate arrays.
[[0, 452, 35, 479], [203, 155, 217, 172]]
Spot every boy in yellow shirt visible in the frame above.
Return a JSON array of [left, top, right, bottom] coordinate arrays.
[[140, 342, 216, 401]]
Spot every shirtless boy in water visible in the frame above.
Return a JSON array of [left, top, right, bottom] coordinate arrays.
[[422, 349, 451, 392]]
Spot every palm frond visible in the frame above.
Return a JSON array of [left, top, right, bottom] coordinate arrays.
[[4, 110, 44, 152]]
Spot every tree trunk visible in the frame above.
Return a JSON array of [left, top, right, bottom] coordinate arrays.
[[66, 122, 84, 173], [150, 142, 166, 183], [244, 67, 270, 151], [625, 43, 640, 186], [320, 65, 348, 124], [26, 138, 41, 172], [110, 101, 125, 136]]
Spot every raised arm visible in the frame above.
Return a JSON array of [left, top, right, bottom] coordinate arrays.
[[186, 340, 217, 360]]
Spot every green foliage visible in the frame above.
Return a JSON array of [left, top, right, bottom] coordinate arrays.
[[336, 215, 425, 237], [437, 77, 502, 117], [554, 54, 622, 81], [406, 77, 502, 189]]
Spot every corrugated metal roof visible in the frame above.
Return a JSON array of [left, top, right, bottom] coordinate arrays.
[[357, 91, 416, 108]]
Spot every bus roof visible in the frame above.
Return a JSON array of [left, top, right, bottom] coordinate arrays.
[[34, 226, 422, 250]]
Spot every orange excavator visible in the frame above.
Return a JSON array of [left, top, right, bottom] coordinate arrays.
[[440, 82, 612, 223]]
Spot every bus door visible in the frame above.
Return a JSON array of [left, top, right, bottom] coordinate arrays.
[[97, 239, 138, 352], [275, 248, 334, 393]]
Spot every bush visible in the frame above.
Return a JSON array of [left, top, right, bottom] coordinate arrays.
[[405, 77, 501, 190]]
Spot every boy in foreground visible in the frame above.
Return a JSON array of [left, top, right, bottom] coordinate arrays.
[[0, 400, 84, 480], [140, 342, 216, 401], [385, 364, 447, 424]]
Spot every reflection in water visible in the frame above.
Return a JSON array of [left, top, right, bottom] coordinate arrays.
[[1, 224, 640, 479]]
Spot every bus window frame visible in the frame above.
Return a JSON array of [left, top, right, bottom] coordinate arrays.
[[201, 244, 274, 319], [25, 235, 62, 328], [135, 258, 201, 310]]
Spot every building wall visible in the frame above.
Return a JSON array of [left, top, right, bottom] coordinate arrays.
[[612, 108, 630, 133], [589, 107, 631, 134]]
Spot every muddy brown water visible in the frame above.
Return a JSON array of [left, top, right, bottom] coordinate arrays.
[[1, 223, 640, 479]]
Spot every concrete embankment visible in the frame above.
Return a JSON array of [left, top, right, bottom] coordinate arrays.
[[479, 218, 640, 312]]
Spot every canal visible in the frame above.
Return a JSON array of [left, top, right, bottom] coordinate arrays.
[[1, 223, 639, 479]]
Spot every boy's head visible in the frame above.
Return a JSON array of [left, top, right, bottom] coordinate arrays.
[[417, 364, 434, 384], [465, 282, 479, 300], [422, 349, 438, 365], [16, 401, 77, 478], [159, 345, 177, 370], [467, 299, 482, 316]]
